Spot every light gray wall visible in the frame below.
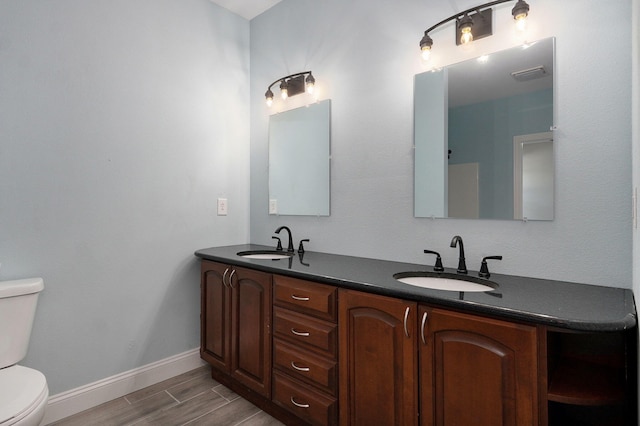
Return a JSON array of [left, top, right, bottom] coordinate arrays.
[[0, 0, 250, 394], [250, 0, 633, 288]]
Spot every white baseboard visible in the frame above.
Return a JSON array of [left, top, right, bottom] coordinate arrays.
[[42, 348, 206, 425]]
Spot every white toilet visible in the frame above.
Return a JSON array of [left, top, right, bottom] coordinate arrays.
[[0, 278, 48, 426]]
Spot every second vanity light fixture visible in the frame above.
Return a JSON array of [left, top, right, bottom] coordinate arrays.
[[265, 71, 315, 107], [419, 0, 530, 60]]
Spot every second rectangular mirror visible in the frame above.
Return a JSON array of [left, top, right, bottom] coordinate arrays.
[[414, 38, 554, 220]]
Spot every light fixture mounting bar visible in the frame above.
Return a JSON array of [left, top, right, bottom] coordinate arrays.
[[264, 70, 315, 107], [265, 71, 313, 95], [424, 0, 515, 35]]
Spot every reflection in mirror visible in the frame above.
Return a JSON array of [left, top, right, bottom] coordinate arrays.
[[514, 132, 554, 220], [269, 100, 331, 216], [414, 37, 554, 220]]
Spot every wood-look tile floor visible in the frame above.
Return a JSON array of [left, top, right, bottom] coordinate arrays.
[[48, 366, 285, 426]]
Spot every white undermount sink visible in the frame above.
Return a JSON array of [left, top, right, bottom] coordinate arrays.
[[237, 250, 294, 260], [393, 272, 497, 292]]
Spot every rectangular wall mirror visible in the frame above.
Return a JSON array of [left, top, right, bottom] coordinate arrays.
[[414, 37, 555, 220], [269, 99, 331, 216]]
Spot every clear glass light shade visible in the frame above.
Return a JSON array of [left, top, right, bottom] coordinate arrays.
[[306, 82, 315, 94], [281, 88, 288, 100], [514, 15, 527, 31], [266, 96, 273, 107]]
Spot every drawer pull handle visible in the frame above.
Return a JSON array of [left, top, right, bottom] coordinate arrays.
[[291, 361, 310, 372], [291, 294, 310, 301], [421, 311, 428, 345], [291, 328, 310, 337], [222, 268, 229, 288], [290, 397, 310, 409], [403, 306, 410, 338], [228, 269, 236, 288]]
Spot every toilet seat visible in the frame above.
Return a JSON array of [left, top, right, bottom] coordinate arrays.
[[0, 366, 48, 425]]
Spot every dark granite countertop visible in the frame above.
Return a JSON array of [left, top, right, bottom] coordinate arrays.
[[195, 244, 636, 332]]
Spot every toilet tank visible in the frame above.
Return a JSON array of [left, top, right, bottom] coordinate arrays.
[[0, 278, 44, 368]]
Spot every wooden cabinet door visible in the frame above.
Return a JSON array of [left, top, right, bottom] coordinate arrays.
[[201, 262, 272, 398], [339, 289, 418, 426], [201, 261, 231, 371], [419, 306, 538, 426], [229, 266, 272, 397]]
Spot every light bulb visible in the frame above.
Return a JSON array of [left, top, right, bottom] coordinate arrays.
[[460, 27, 473, 45], [419, 33, 433, 61], [265, 89, 274, 107], [279, 80, 288, 100], [421, 46, 431, 61], [511, 1, 530, 32], [515, 15, 527, 31], [305, 73, 315, 94], [458, 14, 474, 45]]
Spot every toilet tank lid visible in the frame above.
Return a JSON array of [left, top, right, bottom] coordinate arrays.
[[0, 278, 44, 298]]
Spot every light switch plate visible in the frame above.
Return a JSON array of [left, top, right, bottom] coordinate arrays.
[[217, 198, 228, 216], [269, 199, 278, 215]]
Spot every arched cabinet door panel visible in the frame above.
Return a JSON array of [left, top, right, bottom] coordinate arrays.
[[419, 306, 538, 426], [339, 289, 418, 426], [200, 261, 272, 398]]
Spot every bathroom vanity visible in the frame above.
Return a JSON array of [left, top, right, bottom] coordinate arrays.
[[195, 244, 637, 426]]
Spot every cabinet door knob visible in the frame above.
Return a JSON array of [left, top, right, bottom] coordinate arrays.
[[291, 328, 310, 337], [403, 307, 410, 338], [291, 294, 310, 301], [291, 361, 310, 372], [421, 311, 428, 345], [290, 397, 310, 409]]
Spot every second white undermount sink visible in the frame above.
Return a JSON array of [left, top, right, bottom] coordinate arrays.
[[237, 250, 294, 260], [393, 272, 497, 292]]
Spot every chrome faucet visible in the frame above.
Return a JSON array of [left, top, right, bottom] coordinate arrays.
[[450, 235, 467, 274], [275, 226, 294, 252]]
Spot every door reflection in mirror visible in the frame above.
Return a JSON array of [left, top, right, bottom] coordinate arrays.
[[514, 132, 554, 220]]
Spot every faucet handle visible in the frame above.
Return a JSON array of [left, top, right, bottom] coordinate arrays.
[[479, 256, 502, 278], [298, 239, 310, 253], [272, 236, 283, 251], [423, 250, 444, 272]]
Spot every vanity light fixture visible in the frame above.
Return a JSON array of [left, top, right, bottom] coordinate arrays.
[[265, 71, 316, 107], [419, 0, 530, 60]]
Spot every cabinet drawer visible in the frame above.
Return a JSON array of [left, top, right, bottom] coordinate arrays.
[[274, 275, 337, 321], [274, 307, 337, 356], [273, 371, 338, 426], [274, 338, 337, 395]]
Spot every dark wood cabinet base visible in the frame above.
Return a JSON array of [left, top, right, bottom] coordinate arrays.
[[208, 365, 311, 426]]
